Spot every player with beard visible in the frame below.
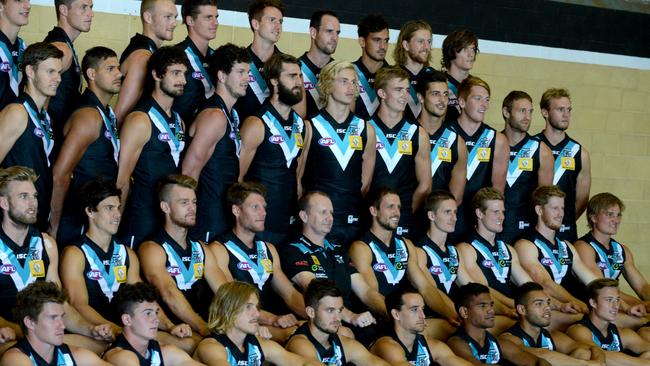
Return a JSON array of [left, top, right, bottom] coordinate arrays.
[[0, 43, 62, 231], [0, 0, 29, 110], [49, 46, 122, 245], [238, 53, 305, 245], [352, 14, 390, 121], [114, 0, 178, 124], [210, 182, 306, 342], [567, 279, 650, 365], [44, 0, 94, 148], [296, 10, 340, 119], [441, 29, 478, 124], [117, 46, 189, 247], [499, 282, 606, 366], [371, 286, 472, 366], [349, 188, 460, 340], [300, 61, 376, 248], [234, 0, 285, 121], [138, 175, 226, 339], [287, 279, 389, 366], [183, 44, 250, 243], [393, 20, 434, 121], [502, 91, 553, 244], [535, 88, 591, 242], [173, 0, 218, 125], [515, 186, 648, 328], [416, 71, 467, 204]]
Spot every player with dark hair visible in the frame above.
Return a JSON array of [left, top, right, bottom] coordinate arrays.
[[0, 0, 29, 110], [440, 29, 478, 123]]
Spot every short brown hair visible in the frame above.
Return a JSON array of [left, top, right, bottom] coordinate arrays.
[[22, 42, 63, 71], [458, 75, 490, 101], [226, 182, 266, 209], [502, 90, 532, 115], [586, 278, 619, 305], [182, 0, 217, 24], [208, 281, 259, 333], [424, 190, 455, 214], [586, 193, 625, 229], [393, 20, 432, 66], [157, 174, 198, 203], [263, 53, 300, 96], [14, 281, 67, 334], [531, 185, 565, 207], [0, 166, 38, 197], [374, 65, 409, 94], [441, 29, 479, 70], [247, 0, 284, 30], [539, 88, 570, 111], [472, 187, 504, 212]]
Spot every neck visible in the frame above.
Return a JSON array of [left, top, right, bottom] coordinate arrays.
[[216, 87, 237, 111], [142, 27, 163, 48], [361, 54, 384, 74], [588, 312, 610, 335], [504, 126, 526, 147], [25, 335, 56, 364], [394, 326, 417, 353], [535, 224, 556, 243], [58, 20, 80, 42], [251, 38, 275, 62], [0, 21, 20, 43], [226, 328, 248, 352], [520, 319, 542, 340], [308, 322, 332, 348], [25, 87, 48, 110], [427, 227, 448, 250], [403, 58, 424, 75], [124, 329, 150, 358], [233, 225, 256, 249], [325, 100, 350, 123], [418, 111, 444, 135], [164, 222, 188, 249], [370, 224, 393, 247], [448, 65, 469, 83], [86, 227, 113, 251], [1, 218, 30, 246], [591, 230, 611, 248], [89, 85, 114, 108], [270, 95, 293, 120], [151, 89, 175, 116], [377, 106, 403, 128], [307, 48, 331, 69], [457, 114, 481, 135], [303, 230, 325, 247], [188, 32, 210, 56], [543, 125, 566, 145], [464, 324, 487, 346], [476, 225, 496, 245]]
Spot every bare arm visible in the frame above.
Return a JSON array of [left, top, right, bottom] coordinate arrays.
[[574, 240, 604, 278], [568, 242, 598, 287], [348, 241, 380, 291], [537, 142, 554, 186], [114, 50, 151, 125], [161, 343, 207, 366], [42, 233, 61, 286], [115, 112, 151, 213], [622, 246, 650, 301], [499, 333, 596, 366], [50, 42, 73, 72], [340, 335, 391, 366], [192, 338, 231, 366], [500, 337, 551, 366], [0, 104, 28, 162], [360, 122, 376, 195], [450, 136, 468, 205], [237, 116, 265, 182], [267, 244, 307, 318], [370, 337, 413, 366], [69, 345, 113, 366], [260, 337, 319, 366], [447, 335, 492, 366], [568, 325, 648, 366], [509, 244, 534, 286], [181, 108, 227, 181], [350, 273, 387, 317], [201, 242, 227, 294], [575, 147, 591, 219], [412, 127, 431, 212], [491, 132, 509, 192]]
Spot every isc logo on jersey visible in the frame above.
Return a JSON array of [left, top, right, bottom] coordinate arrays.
[[373, 263, 388, 272], [237, 262, 253, 271], [318, 137, 335, 146], [269, 135, 285, 144], [166, 266, 182, 276], [0, 264, 16, 275], [86, 270, 103, 280]]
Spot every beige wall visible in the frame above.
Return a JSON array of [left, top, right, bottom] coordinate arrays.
[[23, 6, 650, 285]]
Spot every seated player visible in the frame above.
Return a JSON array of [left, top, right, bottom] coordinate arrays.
[[193, 281, 316, 366], [499, 282, 606, 366], [370, 286, 472, 366], [103, 282, 204, 366], [210, 182, 306, 342], [567, 279, 650, 365], [138, 175, 225, 338], [0, 281, 110, 366], [286, 279, 389, 366], [448, 282, 551, 366]]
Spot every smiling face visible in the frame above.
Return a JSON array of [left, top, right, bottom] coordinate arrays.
[[459, 85, 490, 123], [253, 6, 282, 44], [0, 0, 31, 27], [302, 193, 334, 237], [504, 98, 533, 134], [590, 286, 620, 323], [88, 195, 121, 236], [537, 196, 564, 231], [476, 199, 504, 234], [404, 29, 431, 65], [373, 193, 401, 232], [148, 0, 177, 42], [591, 204, 622, 237], [0, 180, 38, 226], [420, 81, 449, 118], [234, 193, 267, 233], [379, 76, 409, 114]]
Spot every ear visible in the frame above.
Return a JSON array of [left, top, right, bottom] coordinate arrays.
[[390, 308, 400, 321], [401, 39, 410, 53], [305, 306, 315, 319], [458, 96, 466, 109], [377, 88, 386, 100], [58, 4, 69, 18], [160, 201, 170, 214], [534, 204, 543, 216], [0, 196, 8, 211], [417, 92, 424, 105], [121, 313, 131, 327], [217, 70, 227, 83], [85, 206, 94, 219], [427, 210, 435, 222], [298, 210, 308, 224], [231, 204, 241, 218], [541, 108, 549, 119], [143, 10, 154, 25], [86, 67, 97, 83], [25, 64, 35, 81], [475, 207, 483, 220], [369, 205, 378, 218], [185, 15, 195, 27], [588, 298, 596, 309], [458, 306, 468, 319], [309, 26, 317, 40], [516, 304, 526, 316], [251, 18, 260, 32], [502, 106, 510, 121], [23, 316, 36, 331], [358, 37, 366, 49]]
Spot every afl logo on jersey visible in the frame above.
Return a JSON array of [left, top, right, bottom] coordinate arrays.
[[86, 270, 103, 280], [192, 71, 205, 80], [0, 62, 10, 72], [0, 264, 16, 274], [482, 259, 494, 268], [237, 262, 253, 271], [269, 135, 285, 144], [318, 137, 335, 146], [541, 258, 554, 267], [373, 263, 388, 272], [304, 81, 315, 90], [33, 128, 45, 138], [429, 265, 442, 275], [166, 266, 181, 276], [376, 141, 385, 150], [158, 132, 171, 142]]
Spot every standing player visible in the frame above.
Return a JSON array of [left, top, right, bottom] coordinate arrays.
[[393, 20, 434, 121], [353, 14, 389, 121], [296, 10, 340, 119], [0, 0, 29, 110], [44, 0, 93, 146], [116, 46, 189, 247], [182, 44, 250, 242], [49, 46, 122, 244], [448, 76, 509, 240], [440, 29, 478, 123], [238, 53, 305, 244], [369, 66, 431, 237], [114, 0, 177, 124], [502, 91, 553, 244], [535, 88, 591, 242], [234, 0, 285, 121], [0, 43, 62, 230], [300, 61, 376, 247], [174, 0, 218, 124]]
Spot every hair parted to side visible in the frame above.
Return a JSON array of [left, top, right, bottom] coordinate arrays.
[[586, 192, 625, 230], [22, 42, 64, 71], [457, 75, 490, 101], [0, 166, 38, 197], [472, 187, 504, 212], [247, 0, 285, 30], [540, 88, 571, 111], [373, 65, 409, 94], [78, 178, 121, 221], [226, 181, 266, 209], [182, 0, 217, 24], [502, 90, 532, 114], [317, 60, 359, 106], [304, 279, 342, 310], [585, 278, 619, 305], [385, 284, 420, 318], [393, 20, 432, 66], [208, 281, 259, 334], [81, 46, 117, 84], [531, 185, 565, 207], [441, 29, 479, 70], [424, 189, 456, 214], [309, 10, 338, 29], [14, 281, 67, 334], [263, 52, 300, 95], [157, 174, 198, 203]]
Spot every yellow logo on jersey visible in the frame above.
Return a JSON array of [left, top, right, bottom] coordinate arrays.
[[518, 157, 533, 171], [477, 147, 491, 162], [349, 135, 363, 150], [114, 266, 127, 283], [438, 147, 452, 162], [193, 263, 204, 279], [29, 260, 45, 278], [560, 157, 575, 170], [398, 140, 412, 155]]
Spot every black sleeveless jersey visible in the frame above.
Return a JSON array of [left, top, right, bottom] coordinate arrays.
[[505, 323, 555, 350], [1, 93, 54, 229], [119, 97, 184, 246], [0, 226, 50, 320], [521, 230, 574, 287], [106, 333, 164, 366], [244, 102, 305, 235], [44, 27, 81, 133], [444, 74, 461, 124], [173, 37, 214, 124], [233, 45, 281, 121], [299, 53, 328, 119], [465, 231, 513, 298], [73, 235, 130, 321], [282, 236, 356, 308], [359, 231, 410, 297], [210, 333, 265, 366], [120, 33, 157, 65], [454, 329, 501, 364], [416, 235, 459, 296], [13, 338, 76, 366], [503, 133, 542, 243], [190, 94, 240, 242], [386, 328, 434, 366], [0, 30, 25, 110], [428, 123, 459, 191], [292, 323, 347, 366], [369, 115, 420, 235], [218, 231, 276, 310], [579, 232, 626, 280], [352, 58, 388, 121], [535, 133, 582, 242], [576, 316, 622, 352], [400, 65, 434, 121]]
